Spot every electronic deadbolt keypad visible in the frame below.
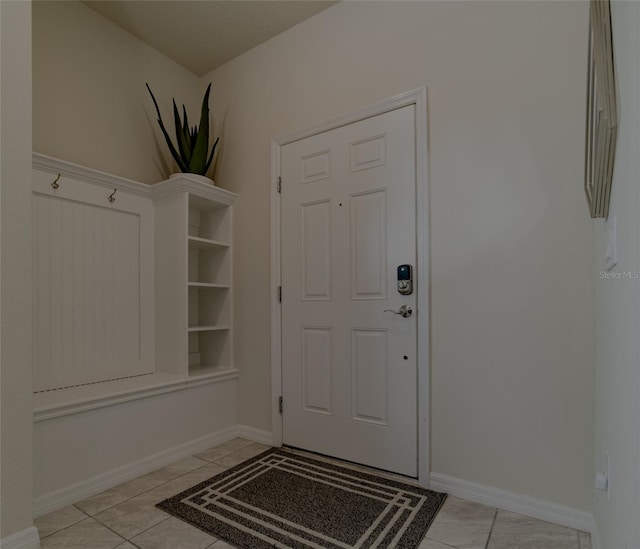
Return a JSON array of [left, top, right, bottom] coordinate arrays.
[[397, 264, 413, 295]]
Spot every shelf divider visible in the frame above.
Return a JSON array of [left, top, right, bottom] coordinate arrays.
[[187, 325, 230, 333]]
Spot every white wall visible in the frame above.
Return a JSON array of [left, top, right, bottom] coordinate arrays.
[[0, 0, 36, 542], [30, 0, 598, 517], [592, 1, 640, 547], [204, 0, 595, 511], [30, 2, 241, 515], [33, 0, 202, 184], [34, 381, 237, 503]]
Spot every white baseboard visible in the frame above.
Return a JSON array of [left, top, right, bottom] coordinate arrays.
[[33, 424, 274, 518], [33, 425, 238, 518], [590, 519, 602, 549], [0, 526, 40, 549], [430, 472, 593, 533], [236, 424, 274, 446]]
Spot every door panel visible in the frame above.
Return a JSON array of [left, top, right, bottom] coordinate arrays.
[[350, 189, 388, 299], [302, 327, 333, 414], [301, 200, 332, 300], [281, 105, 417, 476]]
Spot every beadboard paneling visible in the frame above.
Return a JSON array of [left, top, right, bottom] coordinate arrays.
[[32, 169, 155, 391]]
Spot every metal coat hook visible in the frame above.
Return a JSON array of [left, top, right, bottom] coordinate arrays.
[[51, 174, 61, 190], [108, 189, 117, 203]]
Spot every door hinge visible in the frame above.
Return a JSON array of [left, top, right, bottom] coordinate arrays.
[[278, 396, 283, 414], [277, 176, 282, 193], [278, 286, 282, 303]]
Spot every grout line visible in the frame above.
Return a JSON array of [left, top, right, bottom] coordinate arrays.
[[119, 538, 142, 549], [39, 443, 255, 544], [423, 538, 458, 549], [88, 510, 149, 544], [121, 515, 173, 543], [36, 506, 91, 539], [38, 515, 129, 547], [75, 459, 213, 516], [484, 507, 498, 549]]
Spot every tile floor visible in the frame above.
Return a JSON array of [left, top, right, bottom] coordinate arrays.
[[35, 438, 592, 549]]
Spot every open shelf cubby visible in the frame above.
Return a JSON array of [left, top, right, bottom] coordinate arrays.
[[154, 176, 237, 380], [188, 330, 231, 377]]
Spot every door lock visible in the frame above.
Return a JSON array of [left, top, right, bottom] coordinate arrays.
[[397, 264, 413, 295], [384, 305, 413, 318]]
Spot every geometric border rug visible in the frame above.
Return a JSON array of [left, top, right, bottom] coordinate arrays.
[[157, 447, 447, 548]]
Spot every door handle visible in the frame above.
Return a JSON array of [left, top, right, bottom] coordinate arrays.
[[384, 305, 412, 318]]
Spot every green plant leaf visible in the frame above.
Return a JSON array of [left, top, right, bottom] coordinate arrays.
[[146, 83, 188, 172], [182, 106, 192, 152], [204, 136, 220, 174], [173, 99, 191, 164], [189, 83, 212, 174], [147, 82, 218, 176]]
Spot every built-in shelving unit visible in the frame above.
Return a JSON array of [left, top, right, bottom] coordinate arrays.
[[31, 155, 241, 458], [154, 175, 237, 380]]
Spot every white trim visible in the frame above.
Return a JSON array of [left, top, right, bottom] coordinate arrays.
[[430, 472, 594, 533], [270, 88, 431, 486], [32, 152, 239, 205], [0, 527, 40, 549], [33, 424, 272, 518], [274, 88, 430, 147], [33, 369, 239, 422], [151, 176, 237, 205], [236, 425, 274, 446], [270, 139, 283, 447], [33, 152, 152, 198], [590, 519, 602, 549], [33, 426, 239, 518], [413, 88, 431, 487]]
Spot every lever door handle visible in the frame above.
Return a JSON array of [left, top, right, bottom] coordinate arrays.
[[384, 305, 413, 318]]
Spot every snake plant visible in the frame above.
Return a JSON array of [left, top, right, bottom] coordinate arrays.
[[146, 83, 219, 176]]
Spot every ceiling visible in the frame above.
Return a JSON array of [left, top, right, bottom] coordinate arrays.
[[83, 1, 338, 76]]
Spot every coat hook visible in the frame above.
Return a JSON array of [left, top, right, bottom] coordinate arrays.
[[108, 189, 117, 203], [51, 174, 61, 189]]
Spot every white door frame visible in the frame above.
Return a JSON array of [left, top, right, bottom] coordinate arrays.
[[270, 88, 431, 487]]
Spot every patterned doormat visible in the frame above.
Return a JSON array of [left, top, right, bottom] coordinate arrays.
[[157, 447, 446, 548]]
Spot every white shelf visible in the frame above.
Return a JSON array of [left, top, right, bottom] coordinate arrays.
[[188, 363, 235, 379], [187, 325, 230, 332], [33, 369, 239, 421], [188, 236, 229, 250], [188, 282, 229, 289]]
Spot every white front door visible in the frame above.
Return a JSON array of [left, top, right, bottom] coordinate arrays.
[[281, 105, 417, 477]]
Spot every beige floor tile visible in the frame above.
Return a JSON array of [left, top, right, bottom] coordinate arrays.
[[194, 447, 235, 463], [211, 443, 270, 468], [76, 474, 168, 516], [488, 510, 579, 549], [210, 437, 254, 453], [35, 505, 89, 538], [77, 457, 210, 516], [146, 463, 227, 502], [94, 491, 172, 539], [578, 531, 591, 549], [143, 456, 209, 483], [419, 537, 458, 548], [40, 518, 125, 549], [194, 438, 253, 463], [234, 442, 270, 457], [131, 517, 217, 548], [115, 543, 138, 549], [425, 496, 496, 549]]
